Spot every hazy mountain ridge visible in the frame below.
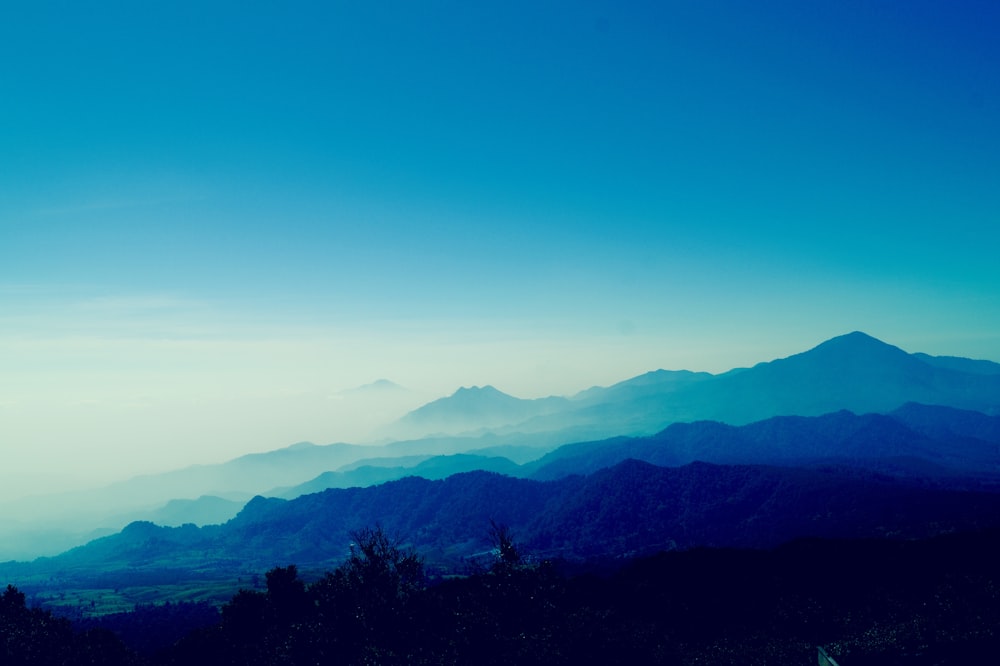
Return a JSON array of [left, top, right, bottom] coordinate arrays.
[[385, 332, 1000, 440], [272, 454, 523, 499], [141, 496, 246, 528], [385, 385, 573, 438], [911, 352, 1000, 376], [3, 331, 998, 562], [568, 369, 714, 406], [528, 403, 1000, 483], [10, 459, 1000, 589], [268, 402, 1000, 500]]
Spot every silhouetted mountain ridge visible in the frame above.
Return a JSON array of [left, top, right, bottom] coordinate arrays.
[[529, 403, 1000, 483], [12, 455, 1000, 581], [912, 352, 1000, 375], [271, 454, 522, 499]]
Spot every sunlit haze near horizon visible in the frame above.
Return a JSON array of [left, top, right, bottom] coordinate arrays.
[[2, 2, 999, 501]]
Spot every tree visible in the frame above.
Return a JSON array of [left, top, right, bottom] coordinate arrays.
[[489, 520, 523, 573], [264, 565, 307, 623], [309, 525, 426, 663], [344, 526, 425, 597], [1, 584, 136, 665]]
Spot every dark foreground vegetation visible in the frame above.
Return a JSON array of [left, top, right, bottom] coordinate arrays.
[[5, 525, 1000, 665]]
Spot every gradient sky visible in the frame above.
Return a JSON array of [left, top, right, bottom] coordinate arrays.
[[2, 1, 999, 500]]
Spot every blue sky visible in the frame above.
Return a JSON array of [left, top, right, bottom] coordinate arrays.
[[2, 1, 999, 497]]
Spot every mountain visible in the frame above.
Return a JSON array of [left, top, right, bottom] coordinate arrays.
[[0, 432, 562, 561], [889, 402, 1000, 442], [273, 403, 1000, 504], [5, 331, 996, 562], [0, 440, 394, 560], [911, 352, 1000, 375], [693, 332, 1000, 422], [388, 332, 1000, 439], [346, 378, 408, 393], [10, 459, 1000, 587], [387, 385, 572, 438], [142, 495, 245, 527], [528, 403, 1000, 483], [561, 331, 1000, 431], [0, 525, 116, 562], [0, 441, 377, 523], [571, 369, 714, 408], [272, 455, 521, 499]]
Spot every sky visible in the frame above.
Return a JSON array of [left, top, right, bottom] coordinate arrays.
[[2, 1, 999, 500]]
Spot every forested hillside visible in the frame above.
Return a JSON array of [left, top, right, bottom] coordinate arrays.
[[6, 526, 1000, 665]]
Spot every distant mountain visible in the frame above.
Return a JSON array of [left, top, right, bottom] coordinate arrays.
[[5, 332, 996, 562], [693, 332, 1000, 423], [571, 369, 714, 406], [142, 495, 245, 527], [889, 402, 1000, 442], [1, 441, 378, 523], [0, 525, 115, 562], [281, 403, 1000, 501], [11, 460, 1000, 584], [0, 431, 562, 561], [343, 378, 409, 393], [271, 467, 411, 499], [387, 385, 572, 438], [274, 454, 522, 499], [528, 403, 1000, 483], [389, 332, 1000, 439], [562, 332, 1000, 431], [911, 352, 1000, 376], [0, 440, 391, 559]]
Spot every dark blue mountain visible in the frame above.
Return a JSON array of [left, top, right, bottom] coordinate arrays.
[[528, 403, 1000, 483], [273, 454, 522, 499], [14, 459, 1000, 581]]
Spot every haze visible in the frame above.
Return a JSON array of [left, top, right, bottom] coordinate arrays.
[[2, 2, 999, 502]]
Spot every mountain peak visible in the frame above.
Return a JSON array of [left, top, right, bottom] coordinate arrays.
[[389, 384, 569, 438], [286, 441, 316, 451], [820, 330, 885, 347], [452, 384, 507, 396], [342, 379, 407, 395], [363, 378, 405, 391], [446, 385, 521, 408], [805, 331, 908, 359]]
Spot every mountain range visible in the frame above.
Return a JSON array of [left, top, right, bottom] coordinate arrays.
[[2, 331, 999, 565], [7, 457, 1000, 592], [389, 332, 1000, 440], [527, 402, 1000, 483]]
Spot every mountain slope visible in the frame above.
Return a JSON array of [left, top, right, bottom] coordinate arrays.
[[12, 458, 1000, 584], [911, 352, 1000, 375], [389, 332, 1000, 440], [5, 332, 996, 562], [528, 403, 1000, 482], [387, 385, 572, 438], [563, 332, 1000, 431], [697, 332, 1000, 423], [273, 454, 522, 499]]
